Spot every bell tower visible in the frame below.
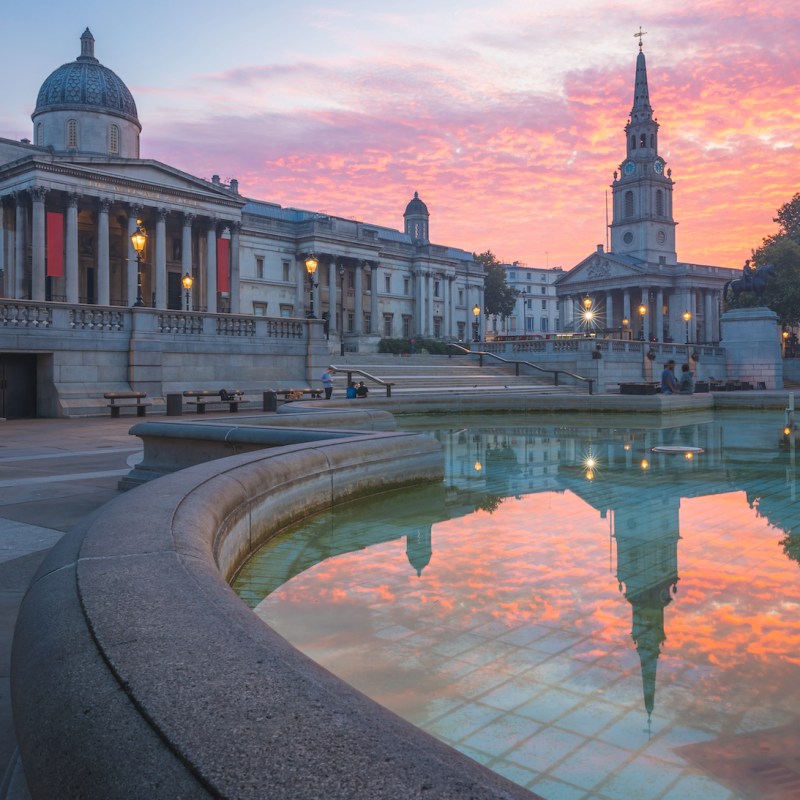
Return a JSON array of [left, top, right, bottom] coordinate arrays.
[[609, 32, 677, 265]]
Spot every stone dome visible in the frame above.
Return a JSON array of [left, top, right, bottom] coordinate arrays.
[[404, 191, 429, 217], [33, 29, 140, 128]]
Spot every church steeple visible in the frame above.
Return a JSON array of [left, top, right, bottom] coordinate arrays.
[[609, 34, 678, 265]]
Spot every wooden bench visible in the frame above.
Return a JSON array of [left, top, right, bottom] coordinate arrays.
[[104, 391, 151, 418], [280, 388, 323, 401], [619, 383, 659, 395], [183, 389, 245, 413]]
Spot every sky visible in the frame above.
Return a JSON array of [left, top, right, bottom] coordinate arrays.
[[3, 0, 799, 270]]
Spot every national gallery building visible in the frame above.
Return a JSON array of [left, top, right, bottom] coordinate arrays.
[[0, 29, 484, 347]]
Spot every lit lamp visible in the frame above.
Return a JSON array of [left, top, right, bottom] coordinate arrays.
[[472, 303, 481, 342], [130, 221, 147, 307], [622, 316, 630, 340], [181, 273, 193, 311], [583, 296, 593, 310], [683, 310, 692, 344], [783, 330, 790, 355], [638, 303, 647, 340], [305, 254, 319, 318]]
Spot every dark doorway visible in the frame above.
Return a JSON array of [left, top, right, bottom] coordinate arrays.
[[0, 354, 38, 419], [168, 272, 183, 310], [86, 267, 96, 305]]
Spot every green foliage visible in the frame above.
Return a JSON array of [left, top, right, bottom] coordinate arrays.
[[377, 337, 454, 355], [774, 192, 800, 244], [474, 250, 518, 320]]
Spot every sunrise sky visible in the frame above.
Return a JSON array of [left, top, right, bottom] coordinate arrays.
[[3, 1, 798, 270]]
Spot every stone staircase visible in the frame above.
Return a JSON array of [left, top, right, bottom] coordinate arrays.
[[328, 353, 568, 394]]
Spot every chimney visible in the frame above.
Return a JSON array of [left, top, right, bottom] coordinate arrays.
[[596, 244, 604, 253], [212, 174, 220, 185], [229, 178, 238, 194]]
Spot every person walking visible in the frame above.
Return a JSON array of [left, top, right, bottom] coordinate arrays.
[[321, 367, 335, 399]]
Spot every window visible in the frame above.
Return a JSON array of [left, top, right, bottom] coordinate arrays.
[[526, 316, 534, 331], [541, 300, 546, 310], [256, 257, 265, 280], [385, 275, 391, 293], [541, 286, 546, 295], [364, 312, 371, 334], [526, 299, 532, 309], [402, 315, 411, 338], [282, 260, 290, 281], [347, 312, 354, 333], [458, 289, 464, 305], [108, 124, 119, 155], [403, 278, 409, 295], [457, 321, 466, 341], [656, 189, 664, 216], [434, 280, 440, 298], [66, 119, 78, 149], [630, 135, 636, 150], [253, 302, 268, 316], [365, 272, 372, 292], [526, 273, 531, 281], [625, 191, 634, 218], [279, 304, 293, 317], [640, 133, 646, 148], [434, 318, 441, 338], [509, 271, 516, 279], [384, 314, 394, 337], [540, 318, 549, 332]]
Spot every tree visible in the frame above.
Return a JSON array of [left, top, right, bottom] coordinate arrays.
[[474, 250, 518, 322], [728, 195, 800, 327]]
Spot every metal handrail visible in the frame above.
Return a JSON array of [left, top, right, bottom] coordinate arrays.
[[446, 344, 594, 395], [330, 366, 395, 397]]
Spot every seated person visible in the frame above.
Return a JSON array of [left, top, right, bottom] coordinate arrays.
[[355, 381, 369, 398], [345, 382, 357, 399], [660, 360, 679, 394], [679, 363, 695, 394]]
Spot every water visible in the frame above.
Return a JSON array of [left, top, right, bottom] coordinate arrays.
[[234, 411, 800, 800]]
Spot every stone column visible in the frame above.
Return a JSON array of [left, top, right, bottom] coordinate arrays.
[[606, 291, 614, 330], [641, 289, 650, 341], [656, 288, 664, 341], [64, 193, 80, 304], [29, 187, 48, 302], [427, 273, 435, 335], [97, 198, 111, 306], [295, 256, 305, 316], [0, 200, 5, 296], [14, 194, 26, 299], [415, 267, 425, 336], [229, 221, 241, 314], [623, 290, 631, 324], [443, 275, 451, 337], [180, 213, 194, 310], [354, 262, 363, 334], [155, 208, 168, 309], [327, 259, 338, 334], [206, 219, 217, 313], [370, 263, 379, 335]]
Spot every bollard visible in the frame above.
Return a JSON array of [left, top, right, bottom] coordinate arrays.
[[166, 393, 183, 416]]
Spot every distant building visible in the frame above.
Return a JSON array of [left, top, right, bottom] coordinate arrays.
[[488, 263, 563, 337], [556, 41, 738, 343]]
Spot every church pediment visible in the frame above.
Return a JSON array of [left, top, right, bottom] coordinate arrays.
[[557, 251, 646, 287]]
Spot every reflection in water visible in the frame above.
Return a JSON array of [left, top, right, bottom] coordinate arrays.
[[234, 411, 800, 800]]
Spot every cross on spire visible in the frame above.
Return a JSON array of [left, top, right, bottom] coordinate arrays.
[[634, 26, 647, 50]]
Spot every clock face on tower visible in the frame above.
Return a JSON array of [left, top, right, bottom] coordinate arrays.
[[624, 161, 635, 176], [654, 161, 664, 174]]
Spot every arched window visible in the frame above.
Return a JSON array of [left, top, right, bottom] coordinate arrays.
[[36, 123, 44, 147], [640, 133, 647, 148], [66, 119, 78, 149], [630, 135, 636, 150], [625, 191, 634, 218], [656, 189, 664, 216], [108, 124, 119, 155]]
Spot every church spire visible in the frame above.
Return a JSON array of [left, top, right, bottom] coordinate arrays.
[[631, 30, 654, 125]]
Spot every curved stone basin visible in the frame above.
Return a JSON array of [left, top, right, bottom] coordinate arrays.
[[11, 428, 537, 799]]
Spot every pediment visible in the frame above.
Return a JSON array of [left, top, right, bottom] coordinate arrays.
[[557, 252, 646, 286]]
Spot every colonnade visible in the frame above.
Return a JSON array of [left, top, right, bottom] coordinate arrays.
[[0, 188, 241, 312], [560, 286, 723, 343]]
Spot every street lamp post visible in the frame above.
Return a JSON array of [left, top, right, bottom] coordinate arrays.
[[638, 303, 647, 341], [472, 303, 481, 342], [305, 254, 318, 318], [622, 317, 630, 340], [683, 310, 692, 344], [521, 290, 528, 336], [181, 273, 193, 311], [130, 221, 147, 307]]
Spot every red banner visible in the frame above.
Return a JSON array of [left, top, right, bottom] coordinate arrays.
[[46, 212, 64, 277], [216, 238, 230, 293]]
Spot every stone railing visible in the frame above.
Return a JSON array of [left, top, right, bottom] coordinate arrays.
[[0, 301, 53, 328]]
